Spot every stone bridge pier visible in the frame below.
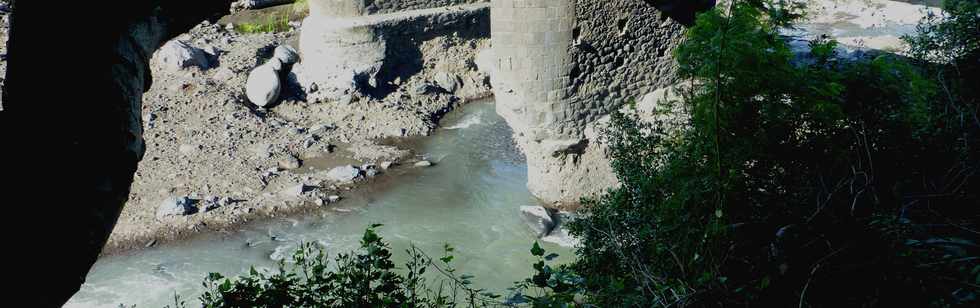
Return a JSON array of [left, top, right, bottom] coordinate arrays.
[[491, 0, 691, 204]]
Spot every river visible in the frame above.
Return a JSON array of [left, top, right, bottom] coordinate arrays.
[[66, 100, 572, 307]]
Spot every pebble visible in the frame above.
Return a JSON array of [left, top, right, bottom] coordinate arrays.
[[278, 155, 302, 170]]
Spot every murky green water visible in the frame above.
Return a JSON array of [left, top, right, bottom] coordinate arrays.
[[66, 100, 571, 307]]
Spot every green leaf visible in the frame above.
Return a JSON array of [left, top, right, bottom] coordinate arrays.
[[531, 242, 545, 256], [544, 253, 560, 261], [440, 255, 454, 264]]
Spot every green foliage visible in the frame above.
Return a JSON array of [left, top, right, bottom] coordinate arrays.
[[568, 0, 978, 306], [905, 0, 980, 65], [197, 226, 578, 307], [235, 13, 290, 34]]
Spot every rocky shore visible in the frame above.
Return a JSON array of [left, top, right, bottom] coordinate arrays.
[[97, 7, 491, 254]]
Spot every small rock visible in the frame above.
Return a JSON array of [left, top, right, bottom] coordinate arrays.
[[225, 23, 235, 31], [154, 40, 210, 72], [519, 206, 555, 238], [156, 196, 196, 219], [309, 123, 334, 134], [202, 45, 222, 57], [414, 160, 433, 167], [434, 71, 460, 93], [361, 163, 379, 177], [380, 161, 394, 169], [200, 196, 222, 212], [302, 137, 316, 148], [273, 45, 300, 65], [278, 155, 302, 170], [327, 195, 341, 203], [218, 197, 233, 207], [325, 165, 361, 182], [313, 198, 324, 206], [280, 184, 309, 198], [246, 62, 281, 107]]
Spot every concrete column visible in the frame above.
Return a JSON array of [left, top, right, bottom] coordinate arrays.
[[298, 0, 386, 101], [492, 0, 594, 204], [491, 0, 689, 204], [491, 0, 575, 142]]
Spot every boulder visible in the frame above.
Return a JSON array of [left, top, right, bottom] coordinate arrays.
[[273, 45, 300, 65], [541, 211, 581, 247], [246, 62, 281, 107], [519, 206, 555, 238], [154, 40, 210, 72], [156, 196, 196, 219], [434, 71, 460, 93], [325, 165, 361, 182]]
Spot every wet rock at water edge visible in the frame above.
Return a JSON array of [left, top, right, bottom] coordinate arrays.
[[519, 206, 555, 238], [542, 211, 581, 248], [362, 163, 380, 177], [278, 155, 302, 170], [154, 40, 211, 72], [414, 160, 433, 167], [156, 196, 196, 219], [325, 165, 361, 182]]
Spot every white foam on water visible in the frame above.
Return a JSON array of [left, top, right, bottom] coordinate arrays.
[[444, 110, 484, 130]]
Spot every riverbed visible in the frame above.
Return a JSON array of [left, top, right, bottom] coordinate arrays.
[[66, 100, 572, 307]]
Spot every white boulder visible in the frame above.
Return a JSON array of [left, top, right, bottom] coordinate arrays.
[[154, 40, 210, 72], [246, 61, 282, 107]]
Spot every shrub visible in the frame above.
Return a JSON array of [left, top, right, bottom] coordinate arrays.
[[194, 225, 580, 307], [568, 0, 978, 306]]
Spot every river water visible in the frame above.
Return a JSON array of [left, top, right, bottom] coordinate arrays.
[[66, 100, 571, 307]]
